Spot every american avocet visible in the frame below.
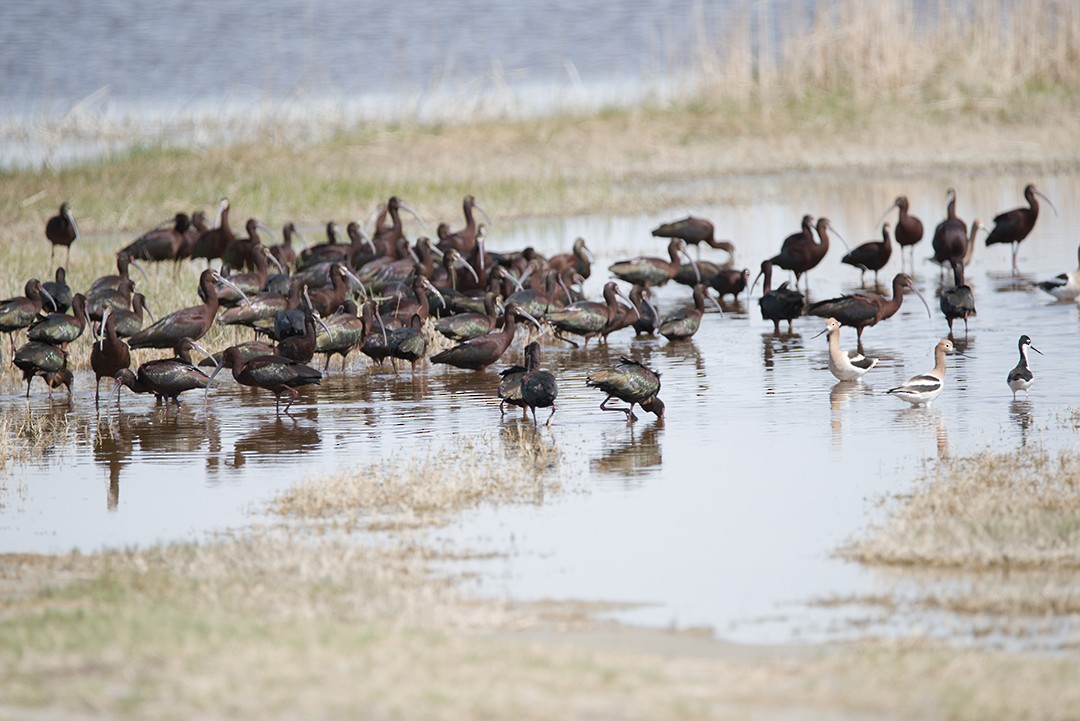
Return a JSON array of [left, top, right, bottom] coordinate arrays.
[[751, 259, 804, 335], [887, 338, 956, 407], [940, 259, 976, 337], [814, 317, 878, 382], [807, 273, 931, 347], [1007, 335, 1043, 400], [986, 184, 1058, 272], [1035, 245, 1080, 301]]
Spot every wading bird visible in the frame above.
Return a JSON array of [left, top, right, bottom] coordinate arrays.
[[585, 357, 664, 423], [881, 196, 923, 268], [651, 216, 735, 261], [1007, 335, 1042, 400], [609, 239, 697, 288], [940, 260, 976, 337], [887, 339, 956, 407], [813, 317, 878, 382], [46, 202, 79, 265], [129, 269, 247, 349], [768, 216, 842, 290], [985, 183, 1058, 272], [808, 273, 931, 346], [207, 346, 322, 414], [431, 304, 540, 371], [751, 259, 804, 335], [13, 342, 68, 398], [519, 341, 558, 425], [841, 223, 892, 287], [1035, 245, 1080, 301]]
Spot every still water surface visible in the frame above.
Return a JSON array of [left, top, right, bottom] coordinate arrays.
[[2, 170, 1079, 645]]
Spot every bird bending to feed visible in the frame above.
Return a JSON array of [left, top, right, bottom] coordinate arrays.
[[13, 342, 68, 398], [586, 357, 664, 423], [1035, 245, 1080, 301], [1007, 335, 1042, 400], [206, 346, 322, 414], [985, 183, 1057, 272], [650, 216, 735, 261], [813, 317, 878, 382], [46, 202, 79, 265], [887, 339, 956, 407], [658, 284, 710, 342]]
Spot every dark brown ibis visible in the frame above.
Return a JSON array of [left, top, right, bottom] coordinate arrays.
[[112, 293, 154, 338], [121, 213, 191, 262], [90, 308, 131, 404], [768, 216, 843, 290], [609, 239, 697, 288], [985, 183, 1058, 272], [199, 340, 277, 369], [277, 302, 332, 364], [308, 262, 365, 318], [545, 281, 633, 348], [28, 292, 87, 347], [314, 299, 364, 371], [42, 267, 73, 313], [497, 354, 529, 417], [658, 284, 709, 342], [216, 245, 284, 306], [546, 237, 594, 280], [89, 253, 145, 294], [842, 223, 892, 286], [129, 269, 248, 349], [223, 218, 273, 272], [586, 357, 664, 423], [751, 260, 804, 335], [434, 292, 499, 342], [519, 341, 558, 426], [431, 304, 541, 371], [629, 284, 659, 335], [437, 195, 489, 254], [431, 248, 480, 291], [807, 273, 931, 346], [388, 314, 428, 372], [359, 301, 391, 366], [371, 196, 424, 255], [0, 279, 56, 353], [881, 196, 923, 268], [931, 188, 968, 271], [270, 222, 304, 271], [207, 346, 322, 414], [85, 278, 134, 324], [45, 202, 78, 265], [651, 215, 735, 261], [190, 198, 234, 264], [709, 267, 750, 301], [13, 342, 68, 398], [114, 338, 217, 406], [940, 260, 976, 337]]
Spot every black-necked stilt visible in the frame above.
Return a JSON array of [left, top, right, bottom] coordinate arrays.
[[586, 357, 664, 423], [1034, 245, 1080, 301], [841, 223, 893, 287], [887, 338, 956, 407], [751, 259, 804, 335], [986, 184, 1058, 272], [940, 259, 976, 337], [814, 317, 878, 382], [808, 273, 931, 348], [1007, 335, 1043, 400]]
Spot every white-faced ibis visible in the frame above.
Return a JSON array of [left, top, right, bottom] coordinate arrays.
[[207, 346, 322, 413], [431, 304, 540, 371], [114, 338, 217, 406], [223, 218, 274, 272], [546, 237, 594, 280], [1007, 335, 1042, 400], [437, 195, 489, 255], [0, 279, 56, 353], [121, 213, 191, 262], [90, 308, 131, 404], [90, 253, 145, 294], [609, 238, 696, 287], [129, 269, 247, 349], [85, 278, 134, 323], [388, 314, 427, 372], [216, 245, 284, 306], [545, 281, 633, 348], [1035, 245, 1080, 301], [42, 267, 73, 313], [985, 184, 1058, 272], [307, 262, 365, 317], [808, 273, 931, 346], [769, 216, 842, 289], [28, 292, 87, 347], [887, 339, 956, 407], [14, 342, 68, 398], [46, 202, 79, 265], [269, 222, 304, 271], [658, 284, 708, 342], [315, 300, 364, 371], [630, 284, 659, 335], [751, 259, 804, 335], [111, 292, 154, 338], [434, 292, 499, 342], [813, 317, 878, 382], [190, 198, 234, 264], [940, 260, 976, 337], [709, 267, 750, 301], [881, 196, 923, 268], [519, 341, 558, 426], [842, 223, 892, 286], [586, 357, 664, 423], [931, 188, 968, 271], [359, 301, 391, 366], [651, 216, 735, 261]]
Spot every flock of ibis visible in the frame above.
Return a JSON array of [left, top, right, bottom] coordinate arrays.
[[4, 182, 1061, 422]]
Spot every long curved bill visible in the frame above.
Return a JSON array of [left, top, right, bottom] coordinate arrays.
[[909, 284, 932, 319], [143, 299, 156, 324], [98, 307, 111, 350], [473, 201, 492, 226], [39, 286, 57, 312], [213, 273, 250, 305], [398, 201, 428, 227], [827, 223, 850, 252], [264, 248, 285, 274], [874, 200, 899, 230], [678, 247, 701, 283], [65, 206, 80, 241], [205, 355, 228, 399], [189, 341, 218, 365], [342, 267, 368, 299], [1034, 188, 1059, 217], [514, 307, 543, 330], [706, 288, 724, 317], [129, 260, 150, 283], [749, 270, 764, 297]]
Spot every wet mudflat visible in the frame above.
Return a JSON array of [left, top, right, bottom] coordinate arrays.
[[2, 169, 1079, 647]]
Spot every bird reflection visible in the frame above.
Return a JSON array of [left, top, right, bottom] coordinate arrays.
[[987, 269, 1036, 293], [828, 381, 862, 446], [893, 407, 949, 459], [591, 421, 663, 481], [761, 333, 803, 374], [92, 418, 132, 511], [230, 410, 321, 468], [1009, 399, 1034, 446]]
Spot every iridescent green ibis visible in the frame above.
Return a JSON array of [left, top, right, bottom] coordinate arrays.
[[519, 341, 558, 426], [497, 349, 529, 417], [545, 281, 632, 348], [28, 292, 87, 347], [842, 223, 892, 286], [609, 238, 696, 287], [768, 216, 843, 290], [431, 304, 541, 371], [880, 196, 923, 268], [90, 308, 131, 404], [506, 269, 570, 320], [218, 279, 300, 334], [651, 216, 735, 261], [42, 267, 73, 313], [586, 357, 664, 423], [90, 252, 146, 294], [751, 259, 804, 335], [85, 278, 134, 323], [190, 198, 235, 264], [388, 314, 428, 372], [658, 284, 709, 342], [315, 300, 364, 371], [112, 292, 154, 338], [546, 237, 593, 280], [0, 279, 57, 353], [13, 341, 68, 398], [46, 202, 78, 265], [277, 302, 332, 364], [986, 183, 1058, 272], [121, 213, 191, 262], [198, 340, 277, 369], [129, 269, 248, 349], [434, 292, 499, 341], [807, 272, 931, 347], [113, 338, 217, 406], [940, 260, 976, 337], [207, 346, 322, 414], [360, 301, 391, 366]]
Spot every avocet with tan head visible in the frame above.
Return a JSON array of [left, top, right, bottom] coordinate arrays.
[[814, 317, 878, 382], [887, 339, 957, 407]]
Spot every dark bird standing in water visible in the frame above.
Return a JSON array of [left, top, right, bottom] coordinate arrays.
[[586, 357, 664, 423], [985, 183, 1058, 272], [207, 346, 322, 414]]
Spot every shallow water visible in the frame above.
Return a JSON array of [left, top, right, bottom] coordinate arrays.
[[3, 170, 1080, 646]]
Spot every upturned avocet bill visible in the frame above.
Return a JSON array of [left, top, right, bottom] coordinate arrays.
[[887, 339, 956, 407]]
